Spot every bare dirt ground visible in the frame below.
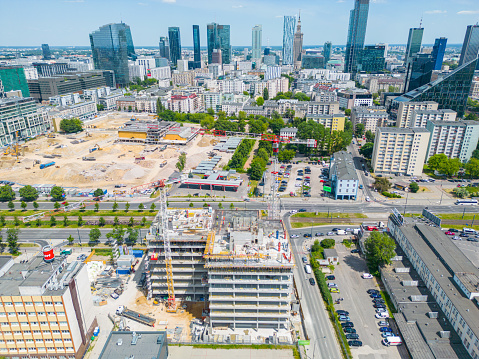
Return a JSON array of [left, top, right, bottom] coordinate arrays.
[[0, 113, 233, 193]]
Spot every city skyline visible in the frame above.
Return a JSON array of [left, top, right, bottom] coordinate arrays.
[[2, 0, 479, 47]]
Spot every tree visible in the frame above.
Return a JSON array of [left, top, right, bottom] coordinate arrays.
[[189, 202, 194, 207], [364, 232, 396, 270], [33, 201, 39, 210], [6, 228, 19, 254], [77, 215, 83, 227], [89, 228, 101, 244], [13, 217, 20, 226], [230, 203, 235, 209], [278, 149, 296, 162], [138, 203, 145, 211], [94, 203, 99, 212], [125, 202, 130, 212], [113, 216, 119, 226], [54, 202, 61, 210], [176, 153, 187, 172], [63, 215, 69, 227], [359, 142, 374, 159], [453, 187, 469, 198], [441, 158, 461, 177], [93, 188, 104, 198], [218, 202, 223, 209], [409, 182, 419, 193], [321, 238, 336, 249], [200, 117, 215, 129], [344, 109, 351, 116], [207, 107, 215, 116], [21, 201, 27, 211], [311, 239, 321, 253], [128, 217, 134, 227], [0, 215, 5, 227], [373, 177, 391, 192], [96, 103, 105, 111], [19, 185, 38, 201], [256, 97, 264, 106], [355, 123, 365, 137], [243, 91, 249, 96], [268, 117, 285, 135], [257, 148, 270, 163], [35, 218, 41, 227], [112, 201, 119, 211], [126, 228, 139, 244], [465, 158, 479, 178], [465, 113, 478, 121], [0, 185, 16, 202], [98, 217, 106, 227], [110, 226, 126, 244], [263, 88, 269, 100], [248, 158, 266, 180], [67, 235, 74, 245], [141, 217, 147, 226], [249, 119, 268, 134], [59, 118, 82, 133], [50, 186, 64, 201], [50, 216, 56, 227], [365, 130, 375, 143], [7, 201, 14, 211], [472, 149, 479, 160], [150, 203, 156, 212]]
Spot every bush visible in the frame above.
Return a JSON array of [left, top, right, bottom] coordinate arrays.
[[59, 118, 82, 133], [382, 191, 401, 198], [226, 139, 255, 170], [321, 238, 336, 249]]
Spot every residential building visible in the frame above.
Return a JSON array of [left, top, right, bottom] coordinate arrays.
[[344, 0, 370, 73], [351, 106, 388, 132], [393, 58, 477, 118], [89, 23, 135, 86], [177, 60, 189, 73], [293, 15, 304, 70], [404, 53, 434, 92], [148, 66, 171, 80], [432, 37, 447, 71], [409, 109, 456, 128], [23, 67, 39, 80], [207, 23, 231, 65], [323, 41, 332, 65], [98, 89, 123, 110], [218, 78, 245, 93], [425, 120, 479, 162], [168, 27, 182, 66], [337, 89, 373, 109], [329, 151, 359, 200], [116, 96, 136, 111], [136, 56, 156, 77], [171, 71, 195, 86], [32, 63, 68, 77], [459, 24, 479, 69], [301, 55, 325, 69], [202, 92, 222, 112], [265, 66, 281, 81], [159, 37, 170, 61], [280, 127, 298, 139], [282, 16, 296, 66], [306, 114, 345, 131], [55, 100, 97, 121], [0, 66, 30, 97], [311, 89, 337, 102], [211, 49, 222, 65], [404, 27, 424, 64], [366, 77, 404, 94], [41, 43, 52, 60], [306, 101, 340, 115], [168, 93, 201, 113], [98, 331, 168, 359], [371, 127, 430, 176], [359, 45, 385, 72], [49, 93, 81, 106], [252, 25, 262, 60], [471, 78, 479, 100], [0, 253, 97, 358], [117, 120, 175, 144], [394, 101, 439, 128]]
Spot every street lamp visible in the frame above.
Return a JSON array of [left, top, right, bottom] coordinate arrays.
[[403, 190, 409, 216], [77, 228, 81, 245]]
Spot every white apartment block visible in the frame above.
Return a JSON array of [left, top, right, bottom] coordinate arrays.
[[98, 90, 123, 110], [470, 79, 479, 100], [172, 71, 195, 86], [409, 109, 457, 128], [136, 56, 156, 74], [128, 64, 144, 81], [351, 107, 389, 133], [265, 66, 282, 81], [221, 102, 245, 116], [208, 64, 223, 79], [49, 93, 81, 107], [218, 79, 245, 94], [396, 101, 439, 128], [203, 92, 222, 111], [58, 100, 97, 121], [148, 66, 171, 80], [23, 67, 39, 80], [280, 127, 298, 139], [67, 61, 93, 72], [372, 127, 430, 176], [135, 95, 158, 113], [237, 61, 253, 71], [299, 69, 351, 81], [83, 86, 111, 103], [177, 60, 189, 73], [306, 101, 340, 115], [168, 94, 201, 113]]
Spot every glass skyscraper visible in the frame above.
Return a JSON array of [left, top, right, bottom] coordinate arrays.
[[207, 23, 231, 65], [394, 58, 477, 118], [192, 25, 201, 68], [252, 25, 262, 60], [404, 27, 424, 64], [323, 41, 332, 66], [282, 16, 296, 66], [359, 45, 385, 73], [404, 53, 434, 92], [344, 0, 370, 74], [431, 37, 447, 71], [459, 24, 479, 70], [41, 44, 51, 60], [89, 23, 135, 87], [159, 37, 170, 61], [168, 27, 182, 67]]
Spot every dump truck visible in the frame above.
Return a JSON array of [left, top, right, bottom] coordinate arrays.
[[116, 305, 155, 327]]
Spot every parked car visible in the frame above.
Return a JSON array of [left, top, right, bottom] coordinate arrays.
[[375, 312, 390, 319], [326, 275, 336, 280], [362, 273, 373, 279], [339, 315, 351, 322], [445, 231, 454, 235], [330, 288, 340, 293], [309, 278, 316, 286], [315, 232, 324, 236], [299, 209, 307, 212], [380, 327, 393, 333], [341, 322, 354, 328], [382, 332, 395, 338], [376, 308, 387, 313], [343, 327, 356, 334], [304, 233, 312, 238], [367, 289, 380, 294], [452, 236, 461, 240], [290, 234, 299, 238], [351, 249, 360, 253], [370, 293, 381, 298], [378, 321, 389, 327], [336, 310, 349, 315], [374, 303, 386, 309], [348, 340, 363, 347], [373, 299, 385, 304], [328, 283, 338, 288], [346, 334, 360, 340], [302, 256, 308, 263]]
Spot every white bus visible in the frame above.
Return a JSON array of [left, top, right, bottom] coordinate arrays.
[[455, 199, 478, 206]]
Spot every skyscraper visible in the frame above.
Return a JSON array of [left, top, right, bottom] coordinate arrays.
[[282, 16, 296, 66], [168, 27, 182, 67], [404, 53, 434, 92], [431, 37, 447, 71], [192, 25, 201, 68], [207, 23, 231, 65], [252, 25, 262, 60], [359, 45, 385, 73], [159, 37, 170, 61], [459, 24, 479, 69], [41, 44, 52, 60], [344, 0, 370, 74], [293, 14, 304, 70], [404, 27, 424, 63], [323, 41, 332, 66], [89, 23, 135, 86]]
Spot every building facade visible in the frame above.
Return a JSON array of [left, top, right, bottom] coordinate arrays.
[[292, 15, 304, 70], [282, 16, 296, 66], [404, 53, 434, 93], [409, 109, 456, 128], [252, 25, 262, 60], [207, 23, 231, 65], [159, 37, 170, 61], [459, 24, 479, 68], [395, 101, 439, 128], [404, 27, 424, 64], [359, 45, 385, 72], [306, 114, 345, 131], [351, 106, 388, 132], [329, 151, 359, 200], [41, 44, 52, 60], [344, 0, 370, 73], [0, 66, 30, 98], [323, 41, 332, 65], [432, 37, 447, 71], [168, 27, 182, 67]]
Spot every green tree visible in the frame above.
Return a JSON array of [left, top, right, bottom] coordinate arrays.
[[33, 201, 39, 210], [6, 228, 19, 254], [247, 158, 266, 180], [465, 158, 479, 178], [150, 203, 156, 212], [113, 216, 119, 226], [54, 202, 61, 210], [49, 216, 56, 227], [0, 185, 16, 202], [7, 201, 14, 211], [218, 202, 223, 209], [355, 123, 365, 137], [465, 113, 478, 121], [19, 185, 38, 201], [409, 182, 419, 193], [89, 228, 101, 244], [230, 203, 235, 209], [364, 231, 396, 271], [359, 142, 374, 159], [94, 203, 99, 212], [344, 109, 351, 116], [98, 217, 106, 226], [112, 201, 119, 211], [243, 91, 249, 97], [141, 217, 147, 226], [176, 153, 187, 172], [93, 188, 104, 198], [0, 215, 5, 227], [126, 228, 139, 244], [125, 202, 130, 212], [21, 201, 27, 211], [321, 238, 336, 249], [59, 118, 82, 133], [453, 187, 469, 198], [373, 177, 391, 192], [365, 130, 375, 143], [13, 217, 20, 226], [472, 149, 479, 160], [277, 149, 296, 162], [50, 186, 64, 201], [257, 148, 270, 163], [256, 97, 264, 106], [263, 88, 269, 100], [111, 226, 126, 245], [35, 218, 41, 227], [311, 239, 321, 253], [441, 158, 461, 177], [200, 117, 215, 129], [138, 203, 145, 211], [189, 202, 194, 207], [63, 215, 69, 227], [128, 217, 134, 227], [427, 153, 448, 172], [96, 103, 105, 111], [67, 235, 74, 245], [249, 119, 268, 134], [77, 215, 83, 227], [268, 117, 285, 135], [207, 107, 215, 116]]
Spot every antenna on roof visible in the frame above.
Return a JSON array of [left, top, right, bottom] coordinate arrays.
[[419, 16, 423, 28]]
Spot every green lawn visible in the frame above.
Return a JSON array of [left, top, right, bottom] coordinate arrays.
[[291, 212, 367, 219], [0, 209, 156, 217], [291, 222, 356, 228]]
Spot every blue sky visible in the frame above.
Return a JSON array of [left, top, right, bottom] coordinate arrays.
[[1, 0, 479, 47]]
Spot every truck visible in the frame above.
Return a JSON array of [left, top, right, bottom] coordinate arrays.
[[352, 228, 361, 235], [159, 145, 167, 151], [82, 157, 96, 161], [382, 336, 402, 346], [116, 305, 156, 327], [40, 161, 55, 169], [89, 147, 98, 153], [60, 249, 72, 256], [160, 160, 167, 168]]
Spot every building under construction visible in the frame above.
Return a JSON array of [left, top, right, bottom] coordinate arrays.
[[145, 209, 294, 331], [117, 120, 176, 144]]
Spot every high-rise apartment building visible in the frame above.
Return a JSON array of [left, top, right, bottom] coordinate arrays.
[[207, 23, 231, 65], [351, 106, 388, 133], [371, 127, 430, 176], [431, 37, 447, 71], [89, 23, 135, 86], [404, 27, 424, 63], [41, 44, 52, 60], [404, 53, 434, 92], [159, 37, 170, 60], [192, 25, 201, 69], [323, 42, 332, 65], [409, 109, 456, 128], [0, 66, 30, 97], [394, 101, 439, 128], [32, 63, 68, 77], [252, 25, 262, 60], [293, 15, 304, 70], [282, 16, 296, 66], [459, 24, 479, 68], [168, 27, 182, 67], [359, 45, 385, 72], [344, 0, 370, 74]]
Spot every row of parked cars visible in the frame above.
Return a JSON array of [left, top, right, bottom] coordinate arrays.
[[445, 228, 479, 242]]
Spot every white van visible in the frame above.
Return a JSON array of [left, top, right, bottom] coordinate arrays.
[[382, 336, 402, 346], [304, 264, 312, 274], [463, 228, 476, 234], [336, 230, 346, 235], [375, 312, 390, 319]]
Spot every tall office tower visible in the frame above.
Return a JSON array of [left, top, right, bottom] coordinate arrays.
[[211, 49, 223, 65], [459, 24, 479, 69], [431, 37, 447, 70], [359, 45, 386, 72], [192, 25, 201, 68], [168, 27, 182, 66], [344, 0, 370, 74], [89, 23, 135, 86], [207, 23, 231, 64], [377, 43, 388, 57], [159, 36, 170, 60], [293, 14, 304, 70], [323, 41, 332, 66], [282, 15, 296, 65], [405, 54, 434, 92], [252, 25, 262, 60], [41, 44, 52, 60], [404, 27, 424, 63]]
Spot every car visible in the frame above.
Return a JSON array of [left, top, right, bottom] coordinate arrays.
[[332, 228, 341, 232], [304, 193, 311, 197], [379, 327, 393, 333], [467, 238, 479, 242], [359, 184, 363, 189], [378, 321, 389, 327], [309, 278, 316, 286], [367, 289, 380, 294], [296, 177, 303, 181], [327, 232, 334, 236], [299, 209, 307, 212], [351, 249, 360, 254], [370, 293, 381, 298], [110, 293, 119, 300], [302, 256, 308, 263], [336, 310, 349, 315], [459, 233, 469, 238], [343, 327, 356, 334], [373, 299, 385, 304], [382, 332, 395, 338], [448, 228, 459, 232], [445, 231, 454, 235], [339, 315, 351, 322], [315, 232, 324, 236], [328, 283, 338, 288], [365, 172, 369, 177], [348, 340, 363, 347], [326, 275, 336, 280], [365, 196, 370, 201], [452, 236, 461, 240], [304, 233, 312, 238], [376, 312, 390, 319], [376, 308, 387, 313], [362, 273, 373, 279], [341, 322, 354, 328], [60, 249, 72, 256], [330, 288, 340, 293], [346, 333, 360, 340], [290, 234, 299, 238], [374, 303, 386, 309]]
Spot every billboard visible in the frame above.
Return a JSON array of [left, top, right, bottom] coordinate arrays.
[[422, 209, 441, 227], [324, 186, 332, 193], [392, 208, 404, 226]]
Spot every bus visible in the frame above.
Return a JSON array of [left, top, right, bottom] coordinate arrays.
[[455, 199, 478, 205]]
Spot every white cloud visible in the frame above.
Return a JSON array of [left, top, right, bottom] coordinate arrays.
[[63, 0, 84, 2], [371, 0, 387, 3], [336, 0, 345, 3], [458, 10, 479, 14], [425, 10, 447, 14], [162, 0, 176, 3], [232, 4, 243, 8]]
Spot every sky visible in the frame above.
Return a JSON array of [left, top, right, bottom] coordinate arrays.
[[1, 0, 479, 47]]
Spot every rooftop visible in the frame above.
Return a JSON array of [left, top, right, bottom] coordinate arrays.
[[331, 151, 358, 181], [98, 331, 167, 359], [377, 127, 430, 134]]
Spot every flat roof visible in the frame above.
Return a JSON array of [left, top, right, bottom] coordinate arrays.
[[331, 151, 358, 181], [98, 331, 167, 359], [377, 127, 430, 134]]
